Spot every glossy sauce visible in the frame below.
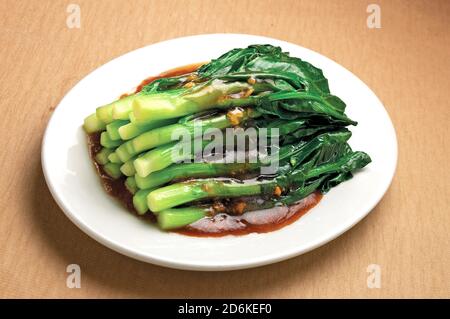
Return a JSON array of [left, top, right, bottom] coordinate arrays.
[[88, 64, 323, 237], [87, 133, 141, 213], [176, 192, 322, 237], [135, 62, 205, 94]]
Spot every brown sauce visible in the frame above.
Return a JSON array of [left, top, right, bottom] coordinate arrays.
[[87, 64, 323, 236], [176, 192, 322, 237], [87, 134, 138, 212], [135, 62, 206, 94]]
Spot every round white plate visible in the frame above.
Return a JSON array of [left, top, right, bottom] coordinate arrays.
[[42, 34, 397, 271]]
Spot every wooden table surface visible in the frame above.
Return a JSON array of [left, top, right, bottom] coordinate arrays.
[[1, 0, 449, 298]]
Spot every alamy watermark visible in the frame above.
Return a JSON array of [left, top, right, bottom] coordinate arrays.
[[366, 264, 381, 288], [66, 4, 81, 29], [366, 4, 381, 29], [66, 264, 81, 288], [169, 120, 280, 174]]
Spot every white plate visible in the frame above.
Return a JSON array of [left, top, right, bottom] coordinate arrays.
[[42, 34, 397, 271]]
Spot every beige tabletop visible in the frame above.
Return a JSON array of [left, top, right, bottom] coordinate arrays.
[[0, 0, 449, 298]]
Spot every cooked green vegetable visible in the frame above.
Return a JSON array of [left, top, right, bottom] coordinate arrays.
[[133, 139, 209, 178], [133, 81, 253, 124], [100, 132, 122, 148], [107, 152, 122, 164], [115, 109, 253, 162], [157, 207, 209, 230], [120, 157, 137, 176], [147, 147, 370, 212], [96, 95, 136, 124], [118, 118, 178, 140], [83, 44, 371, 232], [94, 148, 113, 165], [133, 130, 348, 189], [125, 176, 138, 194], [135, 162, 258, 190], [133, 188, 154, 215], [106, 120, 129, 141], [84, 113, 106, 133], [103, 162, 122, 179]]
